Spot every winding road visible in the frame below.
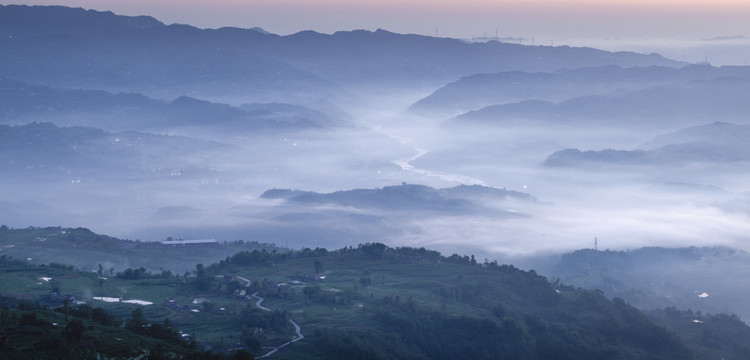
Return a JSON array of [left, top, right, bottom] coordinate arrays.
[[236, 276, 252, 287], [251, 292, 304, 359], [250, 291, 272, 312]]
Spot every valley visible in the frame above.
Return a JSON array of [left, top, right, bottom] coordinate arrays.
[[2, 3, 750, 359]]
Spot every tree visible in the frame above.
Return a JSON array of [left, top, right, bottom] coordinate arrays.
[[67, 318, 85, 341], [18, 312, 36, 326], [63, 298, 69, 339], [0, 306, 9, 324], [92, 307, 115, 326], [195, 263, 206, 277], [314, 259, 324, 275], [50, 279, 61, 294], [161, 269, 173, 279], [126, 308, 146, 333], [359, 242, 387, 258]]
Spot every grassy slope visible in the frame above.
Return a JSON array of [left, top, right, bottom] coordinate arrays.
[[1, 241, 697, 359]]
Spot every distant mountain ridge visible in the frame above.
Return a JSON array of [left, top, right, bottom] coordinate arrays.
[[544, 122, 750, 167], [641, 121, 750, 149], [0, 4, 682, 100], [0, 78, 340, 132], [455, 77, 750, 128], [0, 4, 165, 37], [410, 64, 744, 116]]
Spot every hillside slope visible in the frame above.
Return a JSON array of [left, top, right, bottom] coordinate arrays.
[[0, 230, 699, 359]]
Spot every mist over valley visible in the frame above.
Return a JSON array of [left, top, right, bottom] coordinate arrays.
[[3, 4, 750, 358], [3, 2, 750, 274]]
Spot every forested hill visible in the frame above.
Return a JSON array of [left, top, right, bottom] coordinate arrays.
[[534, 246, 750, 324], [0, 229, 709, 359]]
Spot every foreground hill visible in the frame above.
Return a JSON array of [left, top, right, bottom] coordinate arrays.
[[6, 226, 750, 358], [0, 291, 235, 359], [0, 235, 696, 359]]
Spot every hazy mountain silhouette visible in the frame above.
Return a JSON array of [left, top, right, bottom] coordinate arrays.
[[535, 246, 750, 322], [0, 4, 682, 99], [0, 5, 339, 105], [0, 78, 341, 132], [261, 183, 532, 213], [0, 122, 229, 180], [544, 122, 750, 167], [455, 76, 750, 128], [410, 64, 744, 116], [641, 121, 750, 149]]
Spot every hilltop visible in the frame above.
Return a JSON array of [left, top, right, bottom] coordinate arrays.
[[0, 236, 694, 359], [3, 226, 750, 358]]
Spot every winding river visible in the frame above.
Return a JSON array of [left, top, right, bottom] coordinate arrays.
[[390, 147, 487, 185]]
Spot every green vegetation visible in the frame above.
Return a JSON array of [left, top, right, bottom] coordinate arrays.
[[648, 307, 750, 360], [0, 297, 255, 359], [1, 235, 709, 359], [4, 227, 750, 359], [0, 226, 282, 273], [538, 247, 750, 321]]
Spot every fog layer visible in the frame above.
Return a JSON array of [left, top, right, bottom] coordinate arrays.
[[2, 5, 750, 266]]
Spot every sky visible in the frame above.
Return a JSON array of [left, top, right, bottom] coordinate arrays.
[[6, 0, 750, 41]]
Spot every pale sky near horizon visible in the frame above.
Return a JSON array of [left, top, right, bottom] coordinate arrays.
[[6, 0, 749, 40]]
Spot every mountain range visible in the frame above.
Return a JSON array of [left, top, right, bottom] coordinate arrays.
[[410, 64, 750, 116], [453, 76, 750, 128], [544, 122, 750, 168], [0, 4, 681, 102], [0, 78, 341, 132], [4, 5, 750, 358]]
